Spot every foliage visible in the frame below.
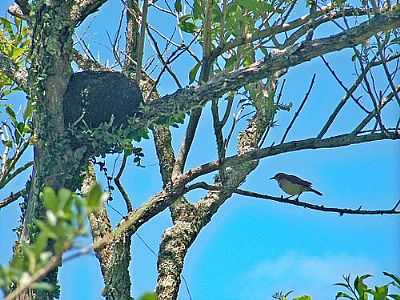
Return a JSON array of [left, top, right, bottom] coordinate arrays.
[[272, 273, 400, 300], [272, 272, 400, 300], [0, 184, 104, 294], [138, 292, 158, 300], [0, 0, 399, 299], [0, 16, 30, 99], [335, 273, 400, 300]]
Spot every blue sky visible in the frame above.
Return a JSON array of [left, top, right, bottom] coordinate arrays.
[[0, 1, 399, 299]]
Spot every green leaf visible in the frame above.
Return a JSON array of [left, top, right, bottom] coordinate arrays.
[[57, 188, 72, 210], [193, 0, 201, 19], [383, 272, 400, 287], [354, 275, 372, 300], [293, 296, 312, 300], [336, 291, 355, 299], [23, 100, 33, 120], [0, 17, 14, 36], [11, 47, 26, 61], [86, 184, 102, 211], [5, 105, 17, 124], [138, 292, 158, 300], [179, 15, 197, 33], [35, 220, 57, 239], [236, 0, 273, 13], [236, 0, 261, 10], [31, 234, 48, 257], [174, 0, 182, 12], [389, 295, 400, 300], [371, 285, 388, 300], [189, 62, 201, 84], [42, 187, 58, 212]]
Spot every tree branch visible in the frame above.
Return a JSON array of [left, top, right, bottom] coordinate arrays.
[[83, 163, 133, 300], [142, 9, 400, 126], [187, 182, 400, 216], [70, 0, 108, 24], [184, 131, 400, 183], [281, 73, 316, 144], [0, 189, 25, 209], [209, 5, 383, 61]]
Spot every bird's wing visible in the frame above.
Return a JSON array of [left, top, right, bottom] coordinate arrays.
[[286, 174, 312, 187]]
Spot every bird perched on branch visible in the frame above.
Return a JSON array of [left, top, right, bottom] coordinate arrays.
[[270, 172, 322, 199]]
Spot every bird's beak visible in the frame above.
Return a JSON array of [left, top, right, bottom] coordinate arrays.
[[269, 176, 275, 180]]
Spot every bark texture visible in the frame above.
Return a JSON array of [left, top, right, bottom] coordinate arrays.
[[15, 1, 77, 299]]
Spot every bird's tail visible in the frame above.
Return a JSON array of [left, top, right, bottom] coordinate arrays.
[[309, 187, 322, 196]]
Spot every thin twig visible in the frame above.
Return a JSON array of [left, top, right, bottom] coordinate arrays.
[[375, 35, 400, 107], [280, 74, 316, 144], [353, 85, 400, 134], [136, 0, 149, 83], [147, 28, 182, 89], [320, 55, 370, 113], [114, 154, 133, 212]]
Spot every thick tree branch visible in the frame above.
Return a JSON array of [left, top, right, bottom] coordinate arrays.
[[83, 163, 133, 300], [142, 9, 400, 126], [70, 0, 108, 24], [156, 71, 281, 299]]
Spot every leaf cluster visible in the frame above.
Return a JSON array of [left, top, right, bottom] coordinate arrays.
[[335, 273, 400, 300], [0, 16, 30, 99], [0, 184, 104, 295]]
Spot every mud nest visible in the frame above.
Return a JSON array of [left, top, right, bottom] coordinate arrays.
[[63, 71, 143, 129]]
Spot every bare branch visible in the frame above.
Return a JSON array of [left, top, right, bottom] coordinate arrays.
[[8, 3, 26, 19], [147, 28, 182, 88], [375, 35, 400, 107], [114, 154, 133, 213], [135, 0, 149, 83], [353, 86, 400, 134], [320, 55, 370, 113], [70, 0, 108, 24], [280, 74, 316, 144], [0, 189, 25, 209], [184, 131, 400, 183], [187, 182, 400, 216], [72, 49, 110, 71], [171, 0, 214, 177], [15, 0, 30, 15]]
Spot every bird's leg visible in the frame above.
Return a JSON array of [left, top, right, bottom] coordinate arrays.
[[295, 192, 302, 201]]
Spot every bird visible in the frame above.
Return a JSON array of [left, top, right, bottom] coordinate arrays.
[[270, 172, 322, 199]]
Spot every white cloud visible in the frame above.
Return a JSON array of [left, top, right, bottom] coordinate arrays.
[[234, 252, 387, 299], [248, 252, 377, 283]]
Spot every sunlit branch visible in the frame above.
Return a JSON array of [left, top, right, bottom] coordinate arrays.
[[70, 0, 108, 23], [186, 182, 400, 216], [143, 10, 400, 125]]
